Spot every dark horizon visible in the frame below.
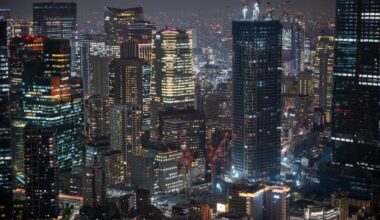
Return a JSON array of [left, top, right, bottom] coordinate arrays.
[[2, 0, 335, 19]]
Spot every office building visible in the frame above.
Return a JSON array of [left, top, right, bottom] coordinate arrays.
[[229, 183, 290, 220], [104, 7, 144, 45], [160, 108, 206, 184], [282, 16, 304, 75], [151, 29, 195, 136], [232, 4, 282, 180], [101, 150, 125, 187], [321, 0, 380, 197], [0, 17, 12, 219], [82, 165, 106, 208], [9, 36, 44, 181], [22, 39, 83, 170], [313, 36, 334, 122], [86, 95, 110, 141], [109, 58, 146, 106], [24, 126, 59, 219], [33, 2, 76, 39]]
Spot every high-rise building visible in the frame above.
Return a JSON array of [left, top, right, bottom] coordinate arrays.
[[110, 104, 142, 179], [321, 0, 380, 197], [100, 150, 125, 187], [104, 7, 144, 45], [82, 165, 106, 208], [160, 108, 206, 184], [313, 36, 334, 122], [32, 2, 76, 39], [0, 17, 12, 219], [109, 58, 145, 106], [24, 126, 59, 219], [151, 29, 195, 136], [282, 16, 304, 76], [229, 183, 290, 220], [22, 39, 83, 170], [9, 36, 44, 181], [232, 4, 282, 180], [86, 95, 110, 140]]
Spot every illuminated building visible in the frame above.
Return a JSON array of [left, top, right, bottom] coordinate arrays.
[[101, 150, 125, 187], [82, 165, 106, 208], [109, 58, 146, 106], [142, 65, 151, 128], [151, 28, 195, 137], [110, 104, 142, 179], [110, 104, 142, 155], [33, 2, 76, 39], [22, 39, 83, 170], [61, 167, 83, 196], [160, 108, 206, 185], [104, 6, 144, 45], [229, 183, 290, 220], [320, 0, 380, 198], [9, 36, 44, 182], [9, 20, 32, 38], [232, 4, 282, 180], [145, 143, 185, 194], [0, 17, 12, 219], [282, 16, 304, 75], [85, 137, 109, 167], [130, 143, 185, 195], [24, 126, 59, 219], [313, 36, 334, 122], [86, 95, 110, 141]]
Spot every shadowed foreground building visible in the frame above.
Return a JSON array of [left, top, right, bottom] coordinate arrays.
[[232, 5, 282, 180], [24, 126, 59, 219], [320, 0, 380, 198]]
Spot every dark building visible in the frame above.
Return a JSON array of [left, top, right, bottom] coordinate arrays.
[[0, 17, 12, 219], [232, 6, 282, 180], [24, 126, 59, 219], [104, 7, 144, 45], [22, 39, 83, 170], [32, 2, 77, 39], [320, 0, 380, 198]]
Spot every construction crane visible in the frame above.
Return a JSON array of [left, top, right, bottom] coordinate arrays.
[[208, 128, 232, 200], [177, 140, 194, 201]]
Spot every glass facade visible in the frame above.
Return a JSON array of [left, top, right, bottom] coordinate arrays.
[[0, 18, 12, 219], [232, 19, 282, 180], [22, 39, 83, 170], [32, 2, 77, 39], [332, 0, 380, 170], [151, 29, 195, 136], [104, 7, 144, 45]]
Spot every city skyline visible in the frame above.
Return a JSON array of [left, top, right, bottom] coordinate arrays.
[[0, 0, 379, 219]]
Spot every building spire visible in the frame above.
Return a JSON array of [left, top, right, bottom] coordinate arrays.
[[253, 0, 261, 20], [242, 0, 248, 19]]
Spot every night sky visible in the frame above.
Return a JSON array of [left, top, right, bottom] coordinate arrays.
[[1, 0, 335, 18]]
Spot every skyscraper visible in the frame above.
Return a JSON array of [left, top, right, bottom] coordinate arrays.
[[232, 4, 282, 180], [104, 7, 144, 45], [9, 36, 44, 182], [22, 39, 83, 170], [0, 17, 12, 219], [322, 0, 380, 196], [109, 58, 145, 106], [313, 36, 334, 122], [32, 2, 77, 39], [151, 29, 195, 137], [24, 126, 59, 219]]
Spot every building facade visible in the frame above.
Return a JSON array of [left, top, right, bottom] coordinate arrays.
[[232, 11, 282, 180]]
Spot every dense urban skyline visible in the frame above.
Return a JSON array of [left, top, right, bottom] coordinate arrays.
[[0, 0, 379, 219]]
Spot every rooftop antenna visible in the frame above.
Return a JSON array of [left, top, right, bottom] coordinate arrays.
[[253, 0, 261, 20], [242, 0, 249, 19]]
